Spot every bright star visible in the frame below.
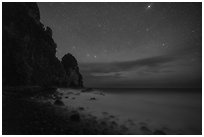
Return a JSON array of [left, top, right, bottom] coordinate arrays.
[[146, 3, 152, 10]]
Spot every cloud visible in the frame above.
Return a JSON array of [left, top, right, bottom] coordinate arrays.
[[79, 55, 176, 78], [79, 55, 201, 88], [91, 72, 122, 77]]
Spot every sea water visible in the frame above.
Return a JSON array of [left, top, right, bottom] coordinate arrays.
[[60, 88, 202, 134]]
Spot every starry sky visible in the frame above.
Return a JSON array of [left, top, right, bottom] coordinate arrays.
[[38, 2, 202, 88]]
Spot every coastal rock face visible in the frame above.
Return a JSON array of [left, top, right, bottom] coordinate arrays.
[[2, 2, 83, 87], [61, 53, 83, 88]]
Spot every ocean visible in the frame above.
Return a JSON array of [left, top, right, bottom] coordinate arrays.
[[60, 88, 202, 134]]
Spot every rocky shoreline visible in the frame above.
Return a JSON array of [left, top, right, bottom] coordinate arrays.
[[2, 87, 130, 135]]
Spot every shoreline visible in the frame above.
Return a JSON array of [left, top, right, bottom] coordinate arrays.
[[2, 87, 130, 135], [2, 87, 201, 135]]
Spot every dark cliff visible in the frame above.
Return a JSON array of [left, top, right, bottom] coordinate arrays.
[[61, 53, 83, 88], [2, 2, 83, 87]]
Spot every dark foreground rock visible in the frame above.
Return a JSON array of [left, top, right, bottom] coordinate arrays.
[[90, 97, 96, 100], [2, 89, 129, 135], [54, 99, 65, 106], [70, 112, 81, 122]]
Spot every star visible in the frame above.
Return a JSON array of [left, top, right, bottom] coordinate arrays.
[[161, 42, 168, 48], [146, 3, 152, 10], [145, 28, 150, 32], [37, 2, 202, 88]]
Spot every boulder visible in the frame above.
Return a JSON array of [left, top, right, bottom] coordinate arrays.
[[70, 112, 80, 122], [54, 99, 64, 106]]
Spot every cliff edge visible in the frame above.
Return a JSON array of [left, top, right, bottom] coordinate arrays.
[[3, 2, 83, 88]]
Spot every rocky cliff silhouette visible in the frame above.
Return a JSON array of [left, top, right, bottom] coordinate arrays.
[[2, 2, 83, 88], [61, 53, 83, 87]]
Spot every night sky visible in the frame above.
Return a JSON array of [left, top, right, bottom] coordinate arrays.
[[38, 2, 202, 88]]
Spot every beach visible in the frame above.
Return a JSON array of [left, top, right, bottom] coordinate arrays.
[[3, 2, 202, 135], [2, 87, 202, 135]]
